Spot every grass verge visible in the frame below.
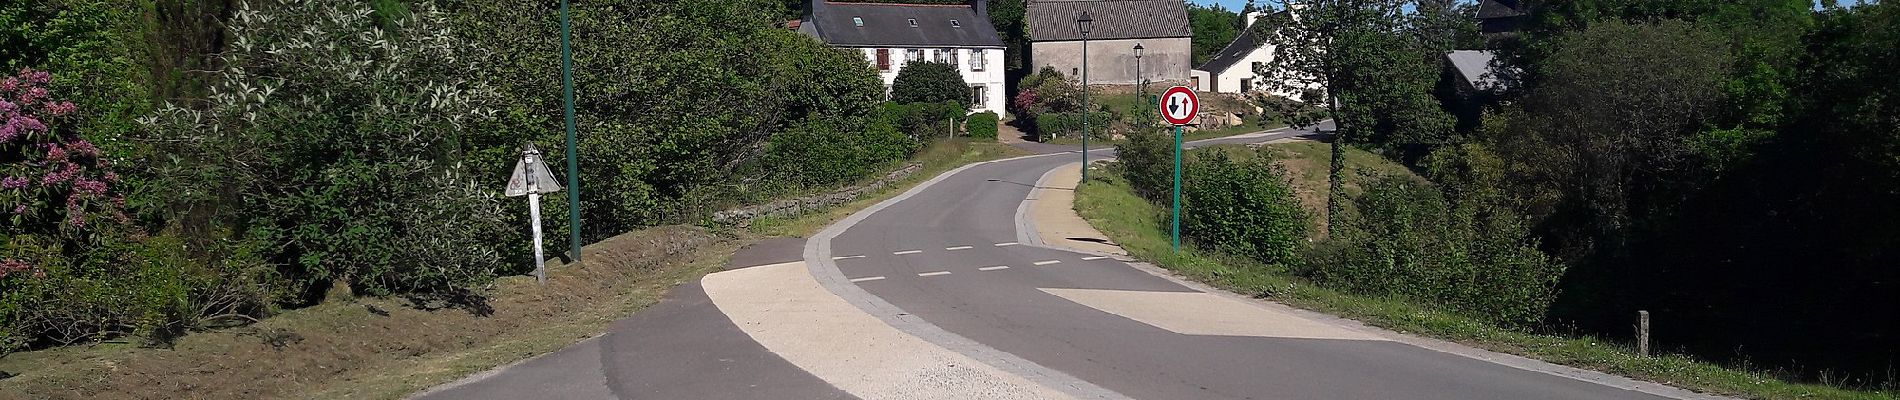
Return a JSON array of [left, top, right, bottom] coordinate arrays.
[[1073, 143, 1896, 400], [0, 138, 1029, 400]]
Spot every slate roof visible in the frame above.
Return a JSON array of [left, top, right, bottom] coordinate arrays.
[[1027, 0, 1191, 42], [1195, 13, 1280, 74], [1446, 50, 1510, 90], [1476, 0, 1526, 19], [802, 1, 1005, 48]]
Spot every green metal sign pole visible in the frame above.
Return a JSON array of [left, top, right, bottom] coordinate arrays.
[[560, 0, 583, 264], [1172, 124, 1182, 252]]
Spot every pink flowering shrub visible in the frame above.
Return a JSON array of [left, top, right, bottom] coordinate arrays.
[[0, 68, 127, 240]]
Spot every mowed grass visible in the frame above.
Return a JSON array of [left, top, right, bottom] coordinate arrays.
[[1074, 142, 1897, 400]]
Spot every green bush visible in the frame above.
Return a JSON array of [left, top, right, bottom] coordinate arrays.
[[966, 111, 999, 140], [890, 61, 969, 108], [1114, 127, 1174, 201], [1180, 149, 1308, 267], [451, 0, 891, 239], [1303, 148, 1563, 326], [762, 115, 916, 188], [139, 0, 511, 302], [1033, 111, 1113, 141], [878, 101, 964, 140]]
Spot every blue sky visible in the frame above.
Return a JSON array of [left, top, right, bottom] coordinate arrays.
[[1188, 0, 1260, 12]]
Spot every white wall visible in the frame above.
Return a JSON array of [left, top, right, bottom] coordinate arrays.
[[857, 46, 1008, 114]]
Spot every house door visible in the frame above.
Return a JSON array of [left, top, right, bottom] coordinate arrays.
[[1240, 78, 1253, 93]]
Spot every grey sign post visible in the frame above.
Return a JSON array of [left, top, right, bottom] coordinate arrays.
[[507, 143, 564, 284]]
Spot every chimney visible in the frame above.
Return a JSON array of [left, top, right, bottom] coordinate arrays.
[[974, 0, 989, 16], [1245, 11, 1265, 27]]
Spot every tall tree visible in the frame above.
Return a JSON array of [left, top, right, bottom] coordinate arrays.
[[1254, 0, 1453, 230], [1187, 3, 1244, 66]]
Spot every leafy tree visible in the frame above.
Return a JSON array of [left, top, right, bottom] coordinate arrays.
[[1181, 148, 1308, 267], [1187, 3, 1244, 66], [1488, 19, 1728, 251], [1254, 0, 1453, 231], [891, 61, 970, 108], [140, 0, 511, 301], [987, 0, 1027, 71]]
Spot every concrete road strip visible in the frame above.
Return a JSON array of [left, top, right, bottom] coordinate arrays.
[[1032, 260, 1061, 266], [918, 271, 953, 277], [946, 246, 974, 251], [833, 255, 865, 260], [704, 261, 1074, 399], [1040, 288, 1385, 341], [849, 276, 886, 283], [978, 266, 1011, 271], [994, 242, 1018, 247], [893, 250, 923, 255]]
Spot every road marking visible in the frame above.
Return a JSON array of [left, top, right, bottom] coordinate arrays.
[[833, 255, 866, 260], [849, 276, 886, 282], [1032, 260, 1061, 266], [994, 242, 1018, 247], [946, 245, 974, 251], [978, 266, 1010, 271], [893, 250, 923, 255], [1080, 256, 1109, 261], [917, 271, 952, 277]]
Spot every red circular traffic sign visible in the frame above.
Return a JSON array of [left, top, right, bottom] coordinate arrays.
[[1159, 86, 1199, 126]]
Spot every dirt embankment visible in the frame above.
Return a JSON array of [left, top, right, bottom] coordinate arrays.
[[0, 225, 742, 400]]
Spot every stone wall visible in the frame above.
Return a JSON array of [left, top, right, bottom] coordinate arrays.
[[1030, 37, 1192, 85]]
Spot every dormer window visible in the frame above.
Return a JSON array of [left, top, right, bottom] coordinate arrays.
[[853, 17, 864, 27], [908, 18, 918, 27], [951, 19, 961, 28]]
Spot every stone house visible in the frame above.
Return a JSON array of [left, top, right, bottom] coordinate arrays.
[[1025, 0, 1192, 85]]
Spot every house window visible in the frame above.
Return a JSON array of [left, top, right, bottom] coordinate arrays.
[[951, 19, 961, 28], [971, 85, 987, 109], [936, 48, 957, 66], [1191, 76, 1201, 90], [906, 49, 924, 62], [1251, 61, 1263, 74], [853, 17, 864, 27], [876, 49, 891, 71], [970, 50, 986, 71], [1241, 78, 1253, 93], [908, 18, 917, 28]]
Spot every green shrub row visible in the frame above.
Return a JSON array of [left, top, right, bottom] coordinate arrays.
[[1302, 146, 1563, 327], [1033, 111, 1114, 142]]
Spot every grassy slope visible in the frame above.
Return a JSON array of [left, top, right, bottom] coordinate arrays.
[[0, 139, 1029, 400], [1074, 142, 1895, 400]]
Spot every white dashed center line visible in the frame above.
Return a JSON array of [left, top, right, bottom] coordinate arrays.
[[893, 250, 923, 255], [978, 266, 1010, 271], [917, 271, 952, 277], [1032, 260, 1062, 266], [849, 276, 886, 282], [1080, 256, 1109, 261], [833, 255, 866, 260], [994, 242, 1018, 247], [946, 246, 974, 251]]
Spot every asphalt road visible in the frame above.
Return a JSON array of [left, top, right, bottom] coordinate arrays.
[[421, 124, 1707, 399]]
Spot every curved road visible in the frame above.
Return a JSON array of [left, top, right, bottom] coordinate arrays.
[[421, 124, 1717, 400]]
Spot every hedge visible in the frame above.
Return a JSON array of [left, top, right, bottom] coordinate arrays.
[[967, 111, 999, 140]]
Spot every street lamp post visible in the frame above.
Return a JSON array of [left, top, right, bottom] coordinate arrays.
[[1077, 12, 1093, 181], [559, 0, 583, 264], [1134, 43, 1145, 103]]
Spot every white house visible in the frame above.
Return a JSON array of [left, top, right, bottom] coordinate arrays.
[[798, 0, 1008, 113], [1191, 11, 1303, 99]]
